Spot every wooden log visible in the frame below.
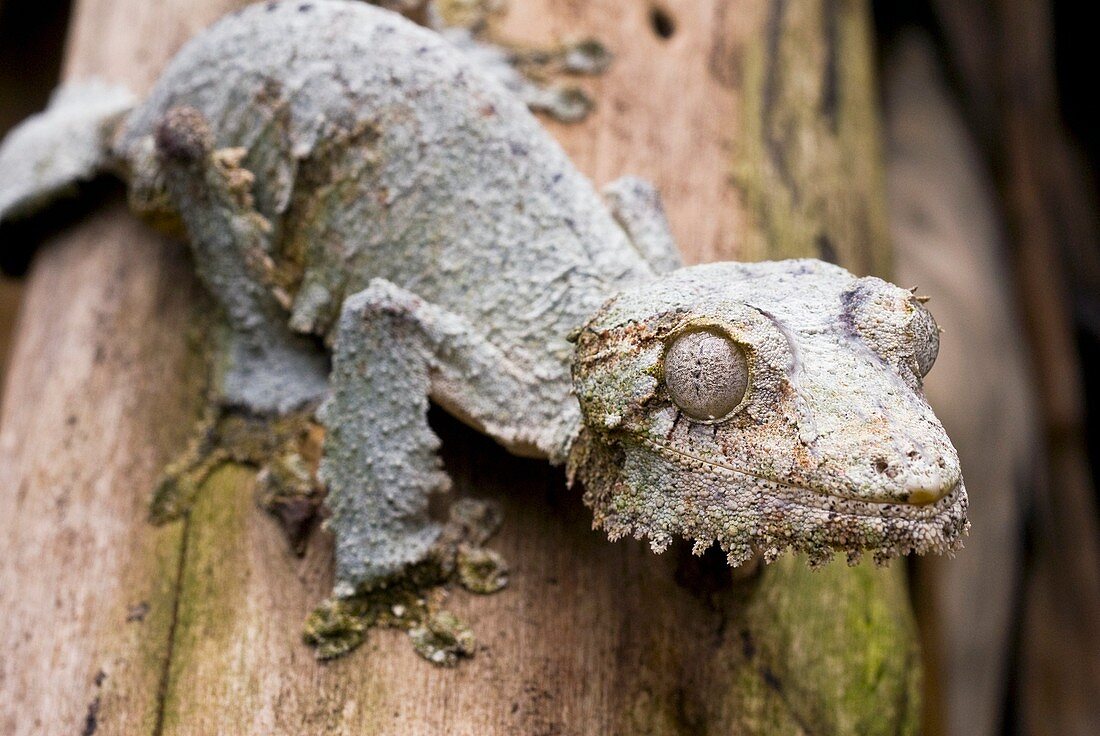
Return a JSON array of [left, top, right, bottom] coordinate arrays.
[[0, 0, 921, 733], [0, 4, 239, 734], [0, 0, 73, 389]]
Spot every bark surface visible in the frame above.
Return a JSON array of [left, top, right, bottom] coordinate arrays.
[[0, 1, 920, 733]]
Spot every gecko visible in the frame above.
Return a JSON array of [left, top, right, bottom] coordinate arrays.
[[0, 0, 967, 661]]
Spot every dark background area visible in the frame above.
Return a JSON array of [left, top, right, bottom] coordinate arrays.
[[874, 4, 1100, 733], [1052, 0, 1100, 514]]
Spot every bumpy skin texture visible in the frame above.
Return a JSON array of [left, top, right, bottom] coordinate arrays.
[[0, 0, 967, 601]]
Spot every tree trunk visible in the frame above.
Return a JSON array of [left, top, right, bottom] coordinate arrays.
[[927, 3, 1100, 733], [0, 1, 920, 733]]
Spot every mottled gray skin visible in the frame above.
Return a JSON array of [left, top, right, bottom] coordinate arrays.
[[571, 260, 968, 566], [0, 0, 967, 597]]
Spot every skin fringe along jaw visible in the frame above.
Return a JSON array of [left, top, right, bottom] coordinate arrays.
[[569, 259, 970, 567]]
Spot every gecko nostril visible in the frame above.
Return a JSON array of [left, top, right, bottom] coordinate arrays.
[[873, 457, 899, 479]]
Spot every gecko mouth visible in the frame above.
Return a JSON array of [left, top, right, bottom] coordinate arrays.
[[641, 437, 958, 515], [577, 432, 970, 567]]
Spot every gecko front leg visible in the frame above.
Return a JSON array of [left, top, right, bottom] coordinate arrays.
[[322, 278, 575, 596], [320, 283, 450, 595]]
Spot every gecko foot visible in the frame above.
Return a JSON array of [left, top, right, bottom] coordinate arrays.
[[302, 498, 508, 664], [255, 444, 325, 556], [151, 406, 325, 554], [150, 406, 224, 524]]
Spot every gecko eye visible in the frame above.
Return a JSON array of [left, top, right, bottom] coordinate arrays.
[[663, 329, 749, 421], [911, 302, 939, 377], [846, 278, 941, 381]]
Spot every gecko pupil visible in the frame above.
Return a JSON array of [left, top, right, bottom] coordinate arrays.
[[664, 329, 748, 420]]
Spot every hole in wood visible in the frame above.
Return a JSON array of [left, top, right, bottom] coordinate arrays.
[[649, 5, 676, 40]]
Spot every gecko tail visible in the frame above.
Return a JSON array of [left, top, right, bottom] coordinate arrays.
[[0, 80, 135, 226]]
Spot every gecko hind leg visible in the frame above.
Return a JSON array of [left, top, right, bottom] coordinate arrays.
[[149, 107, 328, 545], [318, 283, 453, 597], [602, 176, 683, 273], [154, 106, 329, 414]]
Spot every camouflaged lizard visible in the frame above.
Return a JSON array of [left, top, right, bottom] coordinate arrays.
[[0, 0, 967, 660]]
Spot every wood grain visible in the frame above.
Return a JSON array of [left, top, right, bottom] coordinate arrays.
[[0, 207, 200, 736], [0, 3, 245, 734], [0, 277, 19, 386], [0, 1, 921, 733]]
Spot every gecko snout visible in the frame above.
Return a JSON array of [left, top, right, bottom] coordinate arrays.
[[866, 446, 960, 506], [898, 461, 958, 505], [905, 479, 954, 505]]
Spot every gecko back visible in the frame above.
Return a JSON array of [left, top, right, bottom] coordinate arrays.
[[117, 0, 650, 352]]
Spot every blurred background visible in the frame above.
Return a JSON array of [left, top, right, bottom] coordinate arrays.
[[874, 3, 1100, 734], [1, 0, 1097, 734]]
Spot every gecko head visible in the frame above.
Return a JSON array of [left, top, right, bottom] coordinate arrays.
[[568, 259, 969, 567]]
